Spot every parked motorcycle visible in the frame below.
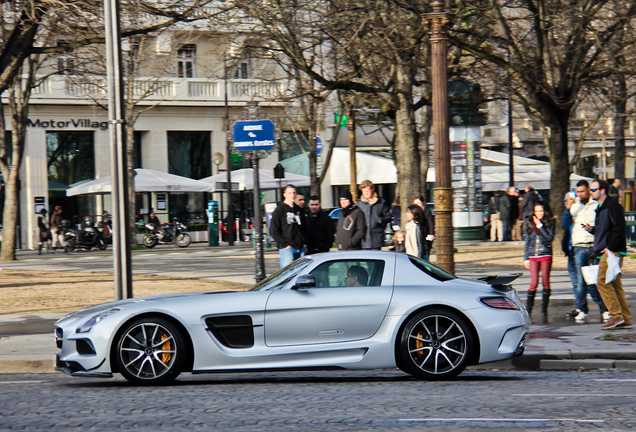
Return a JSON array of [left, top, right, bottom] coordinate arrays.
[[64, 219, 107, 252], [143, 218, 191, 248]]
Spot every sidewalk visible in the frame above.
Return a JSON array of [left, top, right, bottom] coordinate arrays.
[[1, 240, 635, 374]]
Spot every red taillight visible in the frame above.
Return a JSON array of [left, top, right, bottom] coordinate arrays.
[[480, 297, 519, 310]]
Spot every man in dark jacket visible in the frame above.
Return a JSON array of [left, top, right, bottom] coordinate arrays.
[[357, 179, 391, 249], [269, 184, 306, 268], [335, 189, 366, 250], [499, 187, 515, 241], [521, 186, 542, 223], [584, 179, 631, 330], [306, 195, 334, 254]]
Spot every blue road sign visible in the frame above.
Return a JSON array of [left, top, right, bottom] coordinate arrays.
[[233, 120, 276, 151], [316, 135, 323, 155]]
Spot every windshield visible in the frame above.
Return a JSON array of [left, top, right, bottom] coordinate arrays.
[[408, 256, 456, 281], [249, 257, 313, 291]]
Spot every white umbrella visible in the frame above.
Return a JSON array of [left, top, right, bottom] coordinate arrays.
[[66, 169, 214, 196], [200, 168, 310, 192]]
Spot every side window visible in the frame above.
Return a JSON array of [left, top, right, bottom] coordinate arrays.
[[309, 260, 385, 288]]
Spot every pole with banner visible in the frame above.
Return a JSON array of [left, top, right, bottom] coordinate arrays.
[[232, 114, 278, 282]]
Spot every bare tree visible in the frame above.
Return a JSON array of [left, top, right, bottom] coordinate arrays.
[[451, 0, 636, 221], [234, 0, 433, 209], [0, 0, 232, 260]]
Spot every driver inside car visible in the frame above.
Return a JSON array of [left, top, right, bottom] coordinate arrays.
[[345, 265, 368, 287]]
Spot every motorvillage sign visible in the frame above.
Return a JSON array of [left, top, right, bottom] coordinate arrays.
[[27, 118, 109, 130]]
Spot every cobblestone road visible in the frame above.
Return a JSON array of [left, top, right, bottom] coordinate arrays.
[[2, 369, 636, 431]]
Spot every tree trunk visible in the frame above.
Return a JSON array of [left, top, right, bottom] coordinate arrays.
[[546, 115, 570, 243], [613, 75, 627, 183], [308, 103, 319, 196], [0, 170, 19, 261], [393, 64, 421, 226]]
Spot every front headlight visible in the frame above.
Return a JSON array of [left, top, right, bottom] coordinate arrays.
[[76, 308, 121, 333]]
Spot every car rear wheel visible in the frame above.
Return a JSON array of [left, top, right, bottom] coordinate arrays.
[[114, 317, 185, 385], [398, 309, 473, 380]]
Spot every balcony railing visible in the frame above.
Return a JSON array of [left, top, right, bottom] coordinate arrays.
[[25, 75, 290, 105]]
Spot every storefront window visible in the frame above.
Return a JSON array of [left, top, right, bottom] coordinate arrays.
[[167, 131, 210, 179], [167, 131, 211, 223], [47, 131, 94, 185]]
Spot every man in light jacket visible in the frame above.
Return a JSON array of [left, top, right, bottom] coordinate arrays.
[[567, 180, 608, 322]]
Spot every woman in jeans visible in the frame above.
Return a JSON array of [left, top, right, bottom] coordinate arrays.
[[524, 203, 555, 322]]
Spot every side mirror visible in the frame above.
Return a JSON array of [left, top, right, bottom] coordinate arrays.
[[292, 274, 316, 290]]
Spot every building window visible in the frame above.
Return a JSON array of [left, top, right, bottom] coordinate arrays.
[[132, 131, 143, 169], [234, 60, 250, 79], [56, 41, 74, 75], [167, 131, 211, 179], [47, 132, 94, 186], [177, 44, 196, 78]]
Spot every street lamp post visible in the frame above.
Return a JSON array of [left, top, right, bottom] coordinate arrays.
[[424, 2, 454, 273], [224, 56, 235, 246]]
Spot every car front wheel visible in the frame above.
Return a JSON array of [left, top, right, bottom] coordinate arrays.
[[398, 309, 473, 380], [114, 317, 185, 385]]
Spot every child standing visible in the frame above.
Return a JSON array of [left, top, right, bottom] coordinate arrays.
[[388, 230, 406, 252]]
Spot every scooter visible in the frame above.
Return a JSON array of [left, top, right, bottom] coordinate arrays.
[[142, 218, 191, 248], [64, 219, 107, 252]]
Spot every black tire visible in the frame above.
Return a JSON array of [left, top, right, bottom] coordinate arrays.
[[98, 240, 107, 251], [114, 317, 185, 385], [175, 233, 191, 248], [143, 234, 158, 248], [398, 308, 473, 380], [64, 238, 76, 252]]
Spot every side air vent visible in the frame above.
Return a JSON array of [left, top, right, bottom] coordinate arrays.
[[205, 315, 255, 349]]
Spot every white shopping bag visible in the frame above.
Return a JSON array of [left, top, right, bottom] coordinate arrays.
[[581, 265, 599, 285], [606, 251, 622, 283]]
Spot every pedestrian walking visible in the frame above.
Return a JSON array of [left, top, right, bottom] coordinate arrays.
[[357, 180, 391, 250], [335, 189, 366, 251], [499, 187, 517, 241], [489, 192, 503, 242], [520, 186, 542, 228], [566, 180, 608, 322], [583, 179, 632, 330], [524, 202, 555, 322], [37, 208, 52, 255], [49, 205, 65, 250], [306, 195, 334, 254], [269, 184, 307, 268], [405, 204, 431, 260], [413, 195, 436, 250]]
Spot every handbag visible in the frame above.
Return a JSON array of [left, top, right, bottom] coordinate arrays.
[[581, 264, 599, 285], [606, 251, 622, 283]]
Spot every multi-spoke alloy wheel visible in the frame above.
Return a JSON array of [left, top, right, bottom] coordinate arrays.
[[115, 317, 184, 385], [142, 234, 157, 248], [399, 309, 473, 380]]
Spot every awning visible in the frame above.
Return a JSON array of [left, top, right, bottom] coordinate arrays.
[[200, 168, 310, 192], [66, 169, 214, 196]]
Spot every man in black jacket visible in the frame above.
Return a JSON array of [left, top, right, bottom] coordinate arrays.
[[306, 195, 334, 254], [583, 179, 632, 330], [270, 184, 306, 268], [357, 180, 391, 249], [335, 190, 366, 250]]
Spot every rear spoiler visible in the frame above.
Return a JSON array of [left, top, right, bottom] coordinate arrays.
[[477, 273, 522, 289]]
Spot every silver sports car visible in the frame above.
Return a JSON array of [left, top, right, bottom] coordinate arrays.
[[55, 251, 530, 385]]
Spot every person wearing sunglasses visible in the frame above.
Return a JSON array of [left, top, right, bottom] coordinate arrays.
[[582, 179, 631, 330]]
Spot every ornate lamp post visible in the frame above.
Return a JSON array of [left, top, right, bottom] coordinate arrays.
[[424, 2, 454, 273]]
